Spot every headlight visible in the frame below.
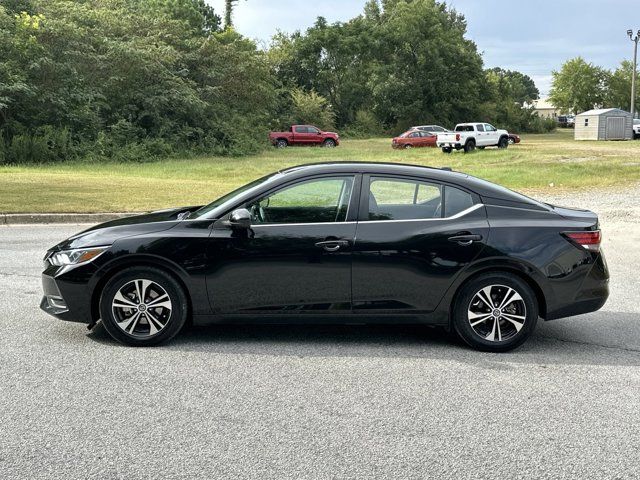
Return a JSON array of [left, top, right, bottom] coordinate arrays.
[[47, 246, 109, 267]]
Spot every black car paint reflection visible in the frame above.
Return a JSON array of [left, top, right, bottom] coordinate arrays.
[[41, 162, 609, 331]]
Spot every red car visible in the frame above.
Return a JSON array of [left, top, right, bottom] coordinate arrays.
[[269, 125, 340, 148], [392, 130, 437, 149]]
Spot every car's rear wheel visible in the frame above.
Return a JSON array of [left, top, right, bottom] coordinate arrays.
[[464, 139, 475, 153], [404, 144, 413, 149], [452, 273, 538, 352], [442, 147, 452, 154], [276, 139, 288, 148], [99, 267, 188, 346], [322, 139, 336, 148]]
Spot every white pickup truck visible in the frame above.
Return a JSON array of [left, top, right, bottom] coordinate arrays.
[[633, 118, 640, 139], [436, 122, 510, 153]]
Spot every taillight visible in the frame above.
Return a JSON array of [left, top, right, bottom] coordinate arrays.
[[563, 231, 601, 252], [456, 134, 460, 141]]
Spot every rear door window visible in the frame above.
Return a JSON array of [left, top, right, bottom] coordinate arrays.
[[368, 178, 442, 220]]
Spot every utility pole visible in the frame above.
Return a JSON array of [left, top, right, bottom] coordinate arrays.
[[628, 29, 640, 118]]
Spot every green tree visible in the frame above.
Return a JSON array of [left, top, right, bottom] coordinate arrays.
[[142, 0, 221, 35], [0, 0, 275, 163], [289, 88, 335, 130], [271, 0, 486, 131], [549, 57, 609, 114], [607, 60, 639, 113]]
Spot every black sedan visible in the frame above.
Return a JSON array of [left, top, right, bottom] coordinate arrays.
[[41, 162, 609, 352]]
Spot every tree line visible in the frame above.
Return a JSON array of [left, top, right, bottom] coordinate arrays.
[[549, 57, 639, 115], [0, 0, 552, 164]]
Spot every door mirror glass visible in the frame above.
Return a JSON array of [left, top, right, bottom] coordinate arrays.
[[229, 208, 252, 228]]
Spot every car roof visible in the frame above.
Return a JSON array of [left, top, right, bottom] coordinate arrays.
[[276, 162, 544, 208]]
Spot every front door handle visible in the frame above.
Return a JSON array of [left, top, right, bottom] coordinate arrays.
[[315, 240, 350, 252], [448, 234, 482, 246]]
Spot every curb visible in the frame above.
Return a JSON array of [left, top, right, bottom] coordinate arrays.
[[0, 213, 137, 225]]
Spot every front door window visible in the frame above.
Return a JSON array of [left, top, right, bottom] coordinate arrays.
[[247, 177, 354, 224]]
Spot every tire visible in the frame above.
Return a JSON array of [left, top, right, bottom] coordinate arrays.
[[276, 139, 288, 148], [498, 136, 509, 149], [442, 147, 452, 154], [404, 144, 413, 149], [508, 137, 515, 145], [99, 266, 188, 347], [452, 272, 539, 352], [463, 139, 475, 153], [322, 139, 336, 148]]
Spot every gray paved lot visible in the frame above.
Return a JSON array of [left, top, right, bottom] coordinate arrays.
[[1, 195, 640, 479]]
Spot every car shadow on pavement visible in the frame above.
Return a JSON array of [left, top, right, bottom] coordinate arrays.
[[83, 310, 640, 367]]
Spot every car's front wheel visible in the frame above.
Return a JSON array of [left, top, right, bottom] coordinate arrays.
[[498, 136, 509, 148], [99, 267, 188, 346], [322, 139, 336, 148], [452, 273, 538, 352]]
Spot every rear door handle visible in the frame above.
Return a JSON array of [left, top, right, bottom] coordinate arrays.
[[448, 234, 482, 246], [315, 240, 350, 252]]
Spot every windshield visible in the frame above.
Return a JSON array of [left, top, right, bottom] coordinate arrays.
[[191, 172, 280, 219]]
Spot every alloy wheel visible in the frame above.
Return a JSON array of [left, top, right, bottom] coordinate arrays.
[[111, 279, 172, 337], [467, 284, 526, 342]]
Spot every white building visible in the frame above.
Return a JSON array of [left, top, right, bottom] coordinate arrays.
[[574, 108, 633, 141], [530, 98, 563, 119]]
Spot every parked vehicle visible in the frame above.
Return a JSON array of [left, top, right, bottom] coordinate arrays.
[[508, 133, 521, 145], [411, 125, 450, 134], [392, 130, 437, 149], [269, 125, 339, 148], [436, 123, 510, 153], [633, 119, 640, 139], [557, 115, 575, 128], [41, 162, 608, 352]]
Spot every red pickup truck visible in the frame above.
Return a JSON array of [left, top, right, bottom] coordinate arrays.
[[269, 125, 340, 148]]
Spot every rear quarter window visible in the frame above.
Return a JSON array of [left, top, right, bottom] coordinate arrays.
[[444, 186, 474, 217]]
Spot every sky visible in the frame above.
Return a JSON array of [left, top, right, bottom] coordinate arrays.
[[208, 0, 640, 96]]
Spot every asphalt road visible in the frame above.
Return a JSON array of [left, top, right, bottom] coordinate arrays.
[[1, 216, 640, 479]]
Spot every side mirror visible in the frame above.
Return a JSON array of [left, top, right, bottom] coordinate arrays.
[[228, 208, 252, 229]]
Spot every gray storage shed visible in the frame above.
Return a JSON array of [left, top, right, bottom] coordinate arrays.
[[574, 108, 633, 140]]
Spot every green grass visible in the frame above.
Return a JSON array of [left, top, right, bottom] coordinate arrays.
[[1, 129, 639, 213]]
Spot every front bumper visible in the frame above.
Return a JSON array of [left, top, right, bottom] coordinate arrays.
[[40, 266, 95, 324]]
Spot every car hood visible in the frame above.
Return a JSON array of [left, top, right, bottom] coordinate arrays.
[[50, 206, 199, 251]]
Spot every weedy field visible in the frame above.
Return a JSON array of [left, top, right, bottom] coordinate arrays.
[[1, 129, 639, 213]]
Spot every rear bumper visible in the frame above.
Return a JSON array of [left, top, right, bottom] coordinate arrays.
[[545, 251, 609, 320], [437, 142, 462, 149]]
